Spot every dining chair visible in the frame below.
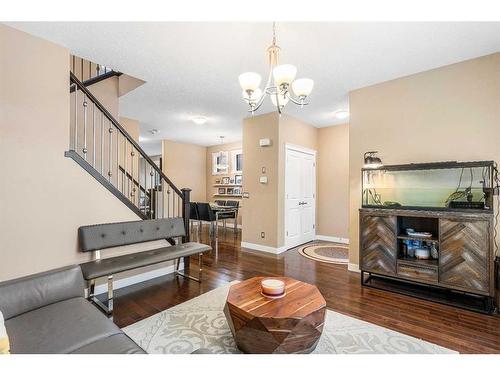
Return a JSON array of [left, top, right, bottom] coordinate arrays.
[[196, 202, 217, 237], [218, 200, 239, 231], [189, 202, 199, 239]]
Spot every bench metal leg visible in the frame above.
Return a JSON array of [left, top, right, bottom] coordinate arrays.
[[174, 254, 203, 283], [87, 276, 114, 317]]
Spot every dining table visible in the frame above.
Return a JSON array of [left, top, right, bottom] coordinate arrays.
[[209, 203, 238, 238]]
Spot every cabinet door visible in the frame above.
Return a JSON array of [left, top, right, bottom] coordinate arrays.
[[439, 218, 490, 294], [360, 214, 397, 275]]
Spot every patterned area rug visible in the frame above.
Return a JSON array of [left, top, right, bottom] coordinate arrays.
[[298, 243, 349, 264], [123, 282, 456, 354]]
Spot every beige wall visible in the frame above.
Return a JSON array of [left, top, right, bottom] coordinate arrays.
[[88, 76, 119, 119], [120, 116, 140, 142], [241, 112, 322, 249], [349, 52, 500, 266], [0, 25, 170, 282], [317, 124, 349, 240], [162, 140, 206, 202], [241, 112, 280, 247], [206, 141, 243, 225]]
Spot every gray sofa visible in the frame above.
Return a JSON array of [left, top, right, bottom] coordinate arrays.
[[0, 265, 144, 354]]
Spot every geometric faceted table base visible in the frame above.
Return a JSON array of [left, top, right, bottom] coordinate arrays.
[[224, 277, 326, 354]]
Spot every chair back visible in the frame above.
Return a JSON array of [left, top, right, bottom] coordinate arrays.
[[196, 203, 216, 222], [189, 202, 199, 220], [226, 200, 240, 208], [214, 200, 226, 206]]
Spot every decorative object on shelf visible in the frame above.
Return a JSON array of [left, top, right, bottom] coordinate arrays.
[[430, 243, 439, 260], [218, 188, 226, 194], [260, 278, 286, 299], [234, 175, 243, 185], [363, 151, 383, 169], [222, 177, 230, 184], [211, 136, 229, 175], [227, 187, 234, 195], [415, 247, 431, 260], [230, 177, 234, 184], [233, 188, 242, 195], [238, 22, 313, 115], [406, 228, 433, 238]]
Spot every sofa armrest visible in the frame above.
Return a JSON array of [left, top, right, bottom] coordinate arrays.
[[0, 265, 85, 320]]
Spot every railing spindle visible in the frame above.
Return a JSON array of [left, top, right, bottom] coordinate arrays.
[[108, 124, 113, 183], [74, 86, 78, 151], [116, 130, 119, 190], [82, 95, 88, 160], [100, 113, 104, 175], [131, 148, 135, 202], [92, 103, 96, 167]]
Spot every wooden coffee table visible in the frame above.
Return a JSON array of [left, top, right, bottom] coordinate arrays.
[[223, 277, 326, 354]]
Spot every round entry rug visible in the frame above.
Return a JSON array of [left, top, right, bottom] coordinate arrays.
[[298, 243, 349, 264]]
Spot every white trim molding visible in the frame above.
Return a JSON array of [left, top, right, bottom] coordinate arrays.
[[315, 235, 349, 244], [348, 263, 360, 273], [91, 261, 184, 295], [241, 241, 288, 255]]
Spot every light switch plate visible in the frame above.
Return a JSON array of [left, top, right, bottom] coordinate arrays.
[[259, 138, 271, 147]]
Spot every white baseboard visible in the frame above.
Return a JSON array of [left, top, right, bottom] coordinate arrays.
[[91, 261, 184, 295], [348, 263, 360, 273], [315, 235, 349, 244], [240, 241, 288, 255]]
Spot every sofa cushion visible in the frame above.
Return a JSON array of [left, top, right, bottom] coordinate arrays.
[[70, 333, 145, 354], [80, 242, 211, 280], [5, 297, 120, 354], [0, 265, 84, 320]]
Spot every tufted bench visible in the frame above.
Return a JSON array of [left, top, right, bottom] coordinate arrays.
[[78, 218, 211, 315]]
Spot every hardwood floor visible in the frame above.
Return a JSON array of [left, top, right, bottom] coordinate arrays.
[[109, 226, 500, 354]]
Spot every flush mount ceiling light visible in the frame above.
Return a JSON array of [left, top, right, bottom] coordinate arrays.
[[238, 22, 314, 115], [334, 110, 350, 119], [190, 115, 208, 125]]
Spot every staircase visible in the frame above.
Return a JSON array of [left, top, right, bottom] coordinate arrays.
[[65, 55, 191, 239]]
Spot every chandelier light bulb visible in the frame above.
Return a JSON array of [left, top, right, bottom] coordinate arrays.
[[273, 64, 297, 87], [291, 78, 314, 97], [270, 93, 290, 107], [242, 88, 262, 104], [238, 72, 262, 91]]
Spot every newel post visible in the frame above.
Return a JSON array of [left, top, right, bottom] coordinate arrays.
[[181, 188, 192, 244]]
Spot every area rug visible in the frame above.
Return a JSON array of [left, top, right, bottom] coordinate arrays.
[[297, 243, 349, 264], [122, 281, 455, 354]]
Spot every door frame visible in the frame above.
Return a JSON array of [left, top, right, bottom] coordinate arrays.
[[284, 143, 317, 250]]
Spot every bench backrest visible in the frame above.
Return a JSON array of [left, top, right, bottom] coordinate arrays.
[[78, 218, 186, 252]]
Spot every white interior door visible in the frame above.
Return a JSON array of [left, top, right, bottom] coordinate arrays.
[[285, 146, 316, 249]]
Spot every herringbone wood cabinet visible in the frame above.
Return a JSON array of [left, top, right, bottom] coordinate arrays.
[[360, 208, 494, 299], [440, 218, 490, 293], [360, 214, 397, 275]]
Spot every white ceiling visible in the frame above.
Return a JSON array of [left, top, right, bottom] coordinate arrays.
[[7, 22, 500, 153]]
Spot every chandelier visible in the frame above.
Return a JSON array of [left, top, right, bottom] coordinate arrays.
[[238, 22, 314, 115]]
